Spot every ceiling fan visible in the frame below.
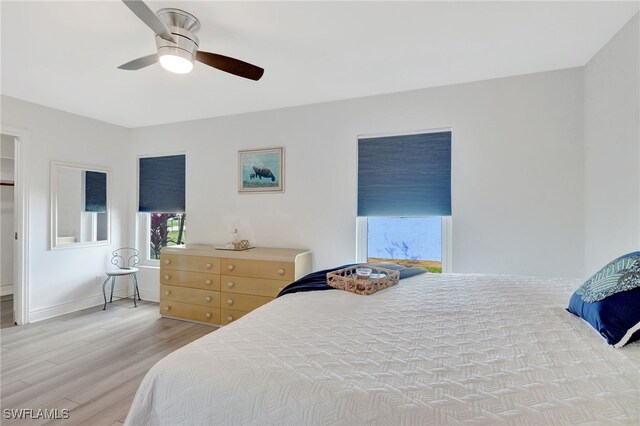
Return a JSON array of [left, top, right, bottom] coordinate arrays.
[[118, 0, 264, 80]]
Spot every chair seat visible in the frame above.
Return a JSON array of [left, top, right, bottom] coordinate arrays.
[[106, 267, 139, 276]]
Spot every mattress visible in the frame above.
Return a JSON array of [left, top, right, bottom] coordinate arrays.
[[125, 273, 640, 425]]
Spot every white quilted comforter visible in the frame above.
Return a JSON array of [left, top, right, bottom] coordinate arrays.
[[126, 274, 640, 425]]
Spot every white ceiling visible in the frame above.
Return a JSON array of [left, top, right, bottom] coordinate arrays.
[[1, 1, 638, 128]]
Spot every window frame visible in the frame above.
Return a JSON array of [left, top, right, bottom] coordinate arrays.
[[136, 212, 187, 265], [135, 152, 187, 266], [355, 216, 452, 273]]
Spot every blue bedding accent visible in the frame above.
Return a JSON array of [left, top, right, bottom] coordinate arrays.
[[277, 263, 428, 298], [567, 286, 640, 347], [567, 251, 640, 348]]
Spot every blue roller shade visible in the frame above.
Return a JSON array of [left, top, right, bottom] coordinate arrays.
[[138, 155, 185, 213], [84, 171, 107, 213], [358, 131, 451, 217]]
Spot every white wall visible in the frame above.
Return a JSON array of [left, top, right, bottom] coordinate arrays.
[[131, 67, 585, 299], [1, 134, 15, 296], [56, 167, 82, 241], [584, 13, 640, 276], [1, 95, 131, 321]]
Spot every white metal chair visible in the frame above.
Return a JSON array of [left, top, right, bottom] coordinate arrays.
[[102, 248, 141, 310]]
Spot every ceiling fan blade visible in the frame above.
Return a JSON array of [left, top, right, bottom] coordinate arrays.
[[118, 54, 158, 70], [196, 51, 264, 81], [122, 0, 176, 43]]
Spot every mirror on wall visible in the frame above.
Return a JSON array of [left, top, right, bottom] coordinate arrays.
[[51, 161, 111, 249]]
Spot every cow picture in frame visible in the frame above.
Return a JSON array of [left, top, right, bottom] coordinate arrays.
[[238, 147, 284, 193]]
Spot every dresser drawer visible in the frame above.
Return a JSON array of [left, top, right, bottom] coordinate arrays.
[[160, 270, 220, 291], [161, 285, 220, 308], [160, 254, 220, 274], [160, 300, 220, 324], [221, 292, 272, 312], [221, 309, 247, 325], [221, 258, 295, 281], [221, 275, 289, 298]]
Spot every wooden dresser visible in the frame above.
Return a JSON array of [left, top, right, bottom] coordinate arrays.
[[159, 245, 312, 326]]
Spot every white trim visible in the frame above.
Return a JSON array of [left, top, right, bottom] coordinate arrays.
[[613, 320, 640, 348], [50, 161, 112, 250], [441, 216, 453, 273], [139, 289, 160, 303], [355, 217, 368, 263], [137, 212, 160, 266], [29, 290, 128, 323], [1, 125, 30, 325]]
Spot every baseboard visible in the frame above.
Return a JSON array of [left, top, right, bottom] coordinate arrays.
[[29, 289, 129, 323], [0, 284, 14, 297], [139, 289, 159, 303]]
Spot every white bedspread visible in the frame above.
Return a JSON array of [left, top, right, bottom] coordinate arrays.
[[126, 274, 640, 425]]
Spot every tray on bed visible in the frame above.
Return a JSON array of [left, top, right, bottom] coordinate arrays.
[[326, 264, 400, 295]]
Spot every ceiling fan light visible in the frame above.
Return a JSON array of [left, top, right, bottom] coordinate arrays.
[[159, 54, 194, 74]]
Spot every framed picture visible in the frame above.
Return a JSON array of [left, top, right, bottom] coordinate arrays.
[[238, 147, 284, 193]]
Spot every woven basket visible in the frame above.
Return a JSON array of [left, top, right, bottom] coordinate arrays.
[[326, 264, 400, 295]]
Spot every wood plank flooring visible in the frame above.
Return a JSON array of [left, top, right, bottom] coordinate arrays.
[[0, 299, 217, 425]]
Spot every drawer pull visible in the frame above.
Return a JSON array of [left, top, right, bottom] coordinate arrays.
[[227, 282, 234, 288], [227, 264, 235, 271], [164, 290, 170, 296], [227, 316, 234, 322], [205, 312, 212, 319], [277, 268, 285, 276], [205, 296, 212, 302], [205, 280, 212, 285], [205, 263, 213, 269], [164, 306, 171, 311], [164, 274, 170, 280], [164, 259, 170, 265], [227, 299, 234, 305]]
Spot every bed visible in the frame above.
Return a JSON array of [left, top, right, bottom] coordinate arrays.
[[125, 273, 640, 425]]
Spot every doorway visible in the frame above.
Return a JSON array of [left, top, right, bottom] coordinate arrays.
[[0, 134, 16, 328], [0, 126, 28, 326]]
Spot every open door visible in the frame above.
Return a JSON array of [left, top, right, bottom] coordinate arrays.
[[1, 126, 29, 326]]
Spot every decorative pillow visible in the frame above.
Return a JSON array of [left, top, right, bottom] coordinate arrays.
[[567, 252, 640, 348], [575, 252, 640, 302]]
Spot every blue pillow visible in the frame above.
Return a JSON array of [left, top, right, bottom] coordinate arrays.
[[567, 252, 640, 347]]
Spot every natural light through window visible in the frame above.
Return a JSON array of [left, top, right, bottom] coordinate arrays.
[[147, 213, 186, 260], [367, 217, 443, 273]]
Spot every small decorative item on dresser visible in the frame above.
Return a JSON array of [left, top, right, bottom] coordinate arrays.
[[327, 265, 399, 295]]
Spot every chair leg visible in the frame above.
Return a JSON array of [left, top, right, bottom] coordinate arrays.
[[110, 277, 116, 303], [133, 274, 142, 301], [128, 274, 138, 307], [101, 277, 111, 310]]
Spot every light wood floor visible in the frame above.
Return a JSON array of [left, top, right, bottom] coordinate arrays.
[[0, 299, 217, 425]]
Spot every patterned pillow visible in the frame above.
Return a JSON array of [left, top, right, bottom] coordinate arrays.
[[575, 252, 640, 302], [567, 251, 640, 348]]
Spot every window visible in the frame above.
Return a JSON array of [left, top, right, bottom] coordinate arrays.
[[358, 216, 451, 272], [357, 130, 452, 272], [148, 213, 186, 260], [137, 154, 186, 264]]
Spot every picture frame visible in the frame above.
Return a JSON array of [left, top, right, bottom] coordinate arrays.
[[238, 147, 284, 193]]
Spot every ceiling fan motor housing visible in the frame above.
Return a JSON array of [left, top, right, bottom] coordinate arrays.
[[155, 8, 200, 64]]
